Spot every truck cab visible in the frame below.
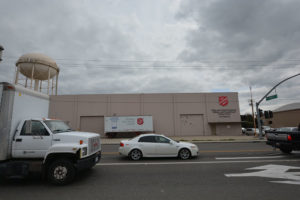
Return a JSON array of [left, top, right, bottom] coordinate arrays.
[[2, 118, 101, 184], [0, 82, 101, 185]]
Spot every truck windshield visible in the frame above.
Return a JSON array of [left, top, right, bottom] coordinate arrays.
[[44, 120, 73, 134]]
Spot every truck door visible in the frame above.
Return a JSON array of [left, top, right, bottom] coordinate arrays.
[[13, 120, 52, 158]]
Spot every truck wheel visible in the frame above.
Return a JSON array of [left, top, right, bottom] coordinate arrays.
[[178, 148, 191, 160], [129, 149, 142, 161], [47, 159, 76, 185], [280, 148, 292, 154]]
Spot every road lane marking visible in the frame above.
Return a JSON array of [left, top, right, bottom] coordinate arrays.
[[225, 164, 300, 185], [216, 156, 284, 160], [96, 159, 299, 166], [102, 149, 272, 155]]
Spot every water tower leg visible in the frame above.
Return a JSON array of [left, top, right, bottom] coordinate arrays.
[[25, 78, 28, 88], [34, 79, 39, 91], [55, 74, 59, 95], [40, 81, 42, 92], [52, 77, 54, 95], [15, 66, 20, 85], [30, 64, 35, 89], [47, 68, 50, 95]]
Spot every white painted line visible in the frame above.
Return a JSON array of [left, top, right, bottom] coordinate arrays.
[[225, 164, 300, 185], [96, 159, 298, 166], [215, 156, 285, 160]]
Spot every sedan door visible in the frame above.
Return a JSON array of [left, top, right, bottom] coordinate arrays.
[[155, 136, 178, 156], [137, 136, 156, 156]]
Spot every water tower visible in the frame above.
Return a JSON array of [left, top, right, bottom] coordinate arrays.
[[15, 53, 60, 95]]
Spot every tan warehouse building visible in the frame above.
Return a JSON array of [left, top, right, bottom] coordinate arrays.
[[49, 92, 241, 137], [267, 103, 300, 128]]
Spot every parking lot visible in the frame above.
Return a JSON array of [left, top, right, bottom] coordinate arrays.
[[1, 142, 300, 200]]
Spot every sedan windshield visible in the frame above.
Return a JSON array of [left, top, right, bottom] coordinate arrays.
[[44, 120, 72, 134]]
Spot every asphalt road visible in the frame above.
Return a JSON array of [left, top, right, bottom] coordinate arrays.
[[1, 142, 300, 200]]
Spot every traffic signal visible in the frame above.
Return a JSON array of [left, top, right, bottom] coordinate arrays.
[[269, 110, 273, 118], [259, 109, 263, 117], [264, 111, 270, 119]]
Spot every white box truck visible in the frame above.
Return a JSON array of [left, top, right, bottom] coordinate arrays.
[[104, 116, 153, 138], [0, 82, 101, 185]]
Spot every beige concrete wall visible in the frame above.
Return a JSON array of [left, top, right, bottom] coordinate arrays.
[[206, 93, 240, 123], [269, 110, 300, 128], [215, 123, 242, 136], [49, 95, 77, 128], [49, 92, 241, 136], [80, 116, 104, 136]]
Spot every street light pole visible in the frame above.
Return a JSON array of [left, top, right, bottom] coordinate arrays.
[[0, 45, 4, 62], [256, 73, 300, 138], [249, 86, 257, 136]]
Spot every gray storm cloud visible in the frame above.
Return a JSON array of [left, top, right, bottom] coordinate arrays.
[[177, 0, 300, 113], [1, 0, 300, 114]]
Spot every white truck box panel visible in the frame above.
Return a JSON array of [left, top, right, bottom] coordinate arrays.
[[104, 116, 153, 133], [0, 83, 49, 161]]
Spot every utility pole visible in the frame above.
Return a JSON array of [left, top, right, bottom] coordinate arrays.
[[249, 86, 257, 136], [256, 73, 300, 138]]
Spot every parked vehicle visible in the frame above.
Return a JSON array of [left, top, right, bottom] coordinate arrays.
[[104, 116, 153, 138], [273, 127, 298, 132], [244, 128, 261, 136], [119, 134, 199, 160], [266, 127, 300, 154], [241, 127, 246, 134], [262, 126, 271, 131], [0, 82, 101, 185]]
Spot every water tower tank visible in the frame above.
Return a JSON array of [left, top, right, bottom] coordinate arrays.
[[15, 53, 60, 95]]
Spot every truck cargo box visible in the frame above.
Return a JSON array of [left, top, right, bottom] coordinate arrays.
[[0, 82, 49, 161]]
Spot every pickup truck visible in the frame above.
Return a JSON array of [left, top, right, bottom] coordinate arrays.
[[0, 82, 101, 185], [266, 127, 300, 154]]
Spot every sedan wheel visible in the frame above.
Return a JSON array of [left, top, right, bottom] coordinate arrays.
[[179, 148, 191, 160], [129, 149, 142, 161]]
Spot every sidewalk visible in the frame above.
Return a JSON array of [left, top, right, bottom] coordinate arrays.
[[101, 135, 266, 144]]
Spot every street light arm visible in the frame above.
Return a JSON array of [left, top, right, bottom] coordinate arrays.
[[256, 72, 300, 139], [257, 73, 300, 105]]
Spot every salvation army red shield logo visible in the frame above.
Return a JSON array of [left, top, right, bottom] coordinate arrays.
[[219, 96, 228, 107], [137, 118, 144, 125]]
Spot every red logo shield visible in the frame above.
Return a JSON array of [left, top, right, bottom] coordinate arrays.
[[137, 118, 144, 125], [219, 96, 228, 107]]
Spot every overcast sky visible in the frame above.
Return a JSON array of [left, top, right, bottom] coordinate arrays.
[[1, 0, 300, 114]]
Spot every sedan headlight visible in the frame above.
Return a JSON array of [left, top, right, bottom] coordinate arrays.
[[190, 145, 197, 149], [81, 147, 88, 157]]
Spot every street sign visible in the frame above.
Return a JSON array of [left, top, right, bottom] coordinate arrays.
[[266, 94, 278, 101]]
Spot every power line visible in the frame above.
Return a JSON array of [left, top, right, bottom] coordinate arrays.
[[4, 55, 300, 63], [0, 62, 299, 71]]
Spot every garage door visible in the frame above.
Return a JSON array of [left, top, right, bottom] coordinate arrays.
[[80, 116, 104, 137], [180, 114, 204, 136]]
